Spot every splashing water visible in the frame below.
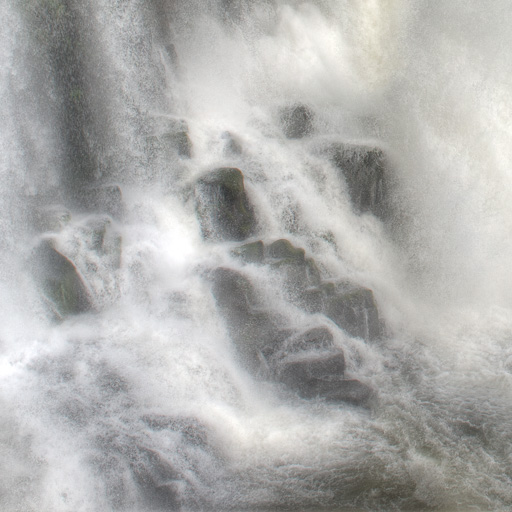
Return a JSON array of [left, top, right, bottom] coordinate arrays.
[[2, 0, 512, 510]]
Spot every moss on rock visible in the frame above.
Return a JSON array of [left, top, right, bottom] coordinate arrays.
[[33, 239, 93, 319]]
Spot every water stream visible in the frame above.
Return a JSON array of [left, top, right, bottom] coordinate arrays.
[[2, 1, 512, 510]]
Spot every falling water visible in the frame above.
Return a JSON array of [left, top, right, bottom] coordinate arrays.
[[3, 0, 512, 510]]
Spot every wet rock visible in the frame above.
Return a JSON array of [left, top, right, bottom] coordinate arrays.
[[279, 350, 346, 389], [148, 118, 192, 159], [267, 239, 305, 261], [130, 446, 180, 510], [230, 238, 382, 342], [323, 285, 381, 341], [210, 267, 278, 370], [267, 239, 322, 300], [291, 326, 335, 351], [312, 378, 373, 405], [33, 239, 93, 318], [162, 130, 192, 159], [195, 167, 257, 241], [80, 216, 122, 269], [280, 104, 314, 139], [221, 131, 243, 156], [277, 350, 372, 405], [278, 346, 373, 405], [231, 240, 264, 264], [82, 185, 123, 218], [330, 143, 388, 219]]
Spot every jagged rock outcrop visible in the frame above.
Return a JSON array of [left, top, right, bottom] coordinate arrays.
[[232, 238, 382, 342], [210, 264, 374, 406], [195, 168, 257, 241], [280, 104, 314, 139], [329, 143, 389, 219]]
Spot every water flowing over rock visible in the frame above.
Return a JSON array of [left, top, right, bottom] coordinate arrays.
[[330, 143, 389, 219], [280, 104, 315, 139], [195, 168, 257, 241], [4, 1, 512, 511]]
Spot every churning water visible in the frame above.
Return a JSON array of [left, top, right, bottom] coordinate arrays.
[[3, 1, 512, 510]]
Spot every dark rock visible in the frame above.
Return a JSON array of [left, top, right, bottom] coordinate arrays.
[[33, 239, 94, 318], [162, 130, 192, 158], [210, 267, 278, 370], [279, 350, 346, 389], [277, 350, 372, 405], [291, 326, 334, 351], [267, 239, 305, 262], [266, 240, 322, 305], [330, 143, 388, 219], [148, 119, 192, 159], [82, 185, 123, 218], [323, 285, 381, 341], [278, 345, 373, 405], [231, 240, 264, 264], [280, 104, 314, 139], [195, 167, 257, 242]]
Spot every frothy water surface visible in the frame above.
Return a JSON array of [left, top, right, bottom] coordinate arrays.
[[2, 1, 512, 510]]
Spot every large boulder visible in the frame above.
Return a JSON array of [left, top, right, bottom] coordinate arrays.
[[280, 104, 314, 139], [330, 143, 388, 219], [277, 349, 373, 406], [33, 239, 94, 318], [195, 168, 257, 242]]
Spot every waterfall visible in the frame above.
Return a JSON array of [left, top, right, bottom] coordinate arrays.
[[3, 0, 512, 510]]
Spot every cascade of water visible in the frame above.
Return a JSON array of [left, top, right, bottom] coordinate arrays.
[[2, 1, 512, 510]]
